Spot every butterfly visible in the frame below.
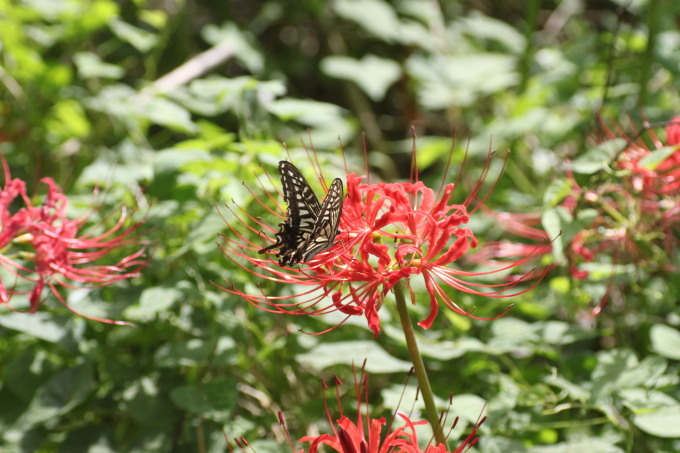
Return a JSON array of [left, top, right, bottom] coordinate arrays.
[[258, 161, 344, 266]]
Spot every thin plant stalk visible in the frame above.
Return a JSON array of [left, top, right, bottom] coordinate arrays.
[[393, 279, 446, 445]]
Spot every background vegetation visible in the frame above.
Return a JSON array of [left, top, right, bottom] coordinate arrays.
[[1, 0, 679, 452]]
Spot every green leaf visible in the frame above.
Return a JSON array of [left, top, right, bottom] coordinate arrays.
[[202, 23, 264, 74], [321, 55, 401, 101], [120, 377, 177, 429], [591, 349, 667, 402], [381, 384, 447, 419], [569, 139, 625, 174], [459, 12, 526, 53], [541, 207, 564, 261], [650, 324, 680, 360], [109, 18, 158, 52], [296, 341, 411, 373], [406, 53, 518, 108], [620, 389, 680, 438], [123, 287, 182, 322], [542, 178, 572, 207], [21, 363, 94, 425], [46, 99, 91, 139], [0, 313, 68, 343], [267, 98, 347, 125], [154, 339, 213, 368], [333, 0, 401, 42], [74, 52, 124, 79], [169, 378, 237, 423], [139, 98, 196, 133], [638, 145, 678, 170], [152, 148, 211, 174], [527, 438, 625, 452]]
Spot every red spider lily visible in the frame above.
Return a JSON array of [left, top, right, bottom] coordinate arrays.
[[480, 118, 680, 315], [465, 210, 552, 280], [223, 372, 483, 453], [569, 118, 680, 274], [0, 157, 147, 325], [296, 374, 483, 453], [217, 149, 546, 336], [613, 116, 680, 196]]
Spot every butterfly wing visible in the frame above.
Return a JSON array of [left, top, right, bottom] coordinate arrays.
[[294, 177, 344, 263], [278, 161, 322, 249], [259, 161, 325, 265]]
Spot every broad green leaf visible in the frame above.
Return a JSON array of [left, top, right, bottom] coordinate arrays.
[[545, 374, 589, 402], [21, 363, 94, 425], [74, 52, 124, 79], [528, 438, 624, 452], [406, 53, 518, 108], [591, 349, 667, 402], [154, 339, 212, 368], [459, 11, 526, 53], [542, 178, 572, 207], [541, 207, 564, 261], [321, 55, 401, 101], [569, 139, 625, 174], [202, 23, 264, 74], [152, 148, 211, 174], [120, 377, 177, 429], [3, 347, 55, 402], [0, 313, 67, 343], [109, 18, 157, 52], [490, 318, 539, 344], [169, 378, 237, 423], [333, 0, 401, 42], [267, 98, 347, 125], [123, 287, 182, 322], [620, 388, 680, 438], [139, 98, 196, 133], [46, 99, 91, 139], [381, 384, 447, 417], [650, 324, 680, 360], [638, 145, 678, 170], [415, 335, 489, 360], [296, 341, 411, 373]]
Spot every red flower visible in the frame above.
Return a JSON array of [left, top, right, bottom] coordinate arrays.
[[297, 374, 483, 453], [563, 117, 680, 279], [218, 151, 545, 336], [0, 157, 147, 325], [614, 116, 680, 196], [484, 117, 680, 306]]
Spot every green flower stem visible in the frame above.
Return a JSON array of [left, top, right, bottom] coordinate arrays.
[[393, 279, 446, 445]]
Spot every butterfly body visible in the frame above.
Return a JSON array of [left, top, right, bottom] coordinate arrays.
[[258, 161, 343, 266]]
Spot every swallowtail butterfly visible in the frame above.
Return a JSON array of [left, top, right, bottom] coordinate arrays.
[[258, 161, 343, 266]]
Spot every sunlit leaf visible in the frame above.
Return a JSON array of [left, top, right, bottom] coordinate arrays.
[[109, 18, 158, 52], [569, 139, 625, 174], [333, 0, 401, 42], [296, 341, 411, 373], [638, 146, 678, 170], [74, 52, 124, 79], [321, 55, 401, 101], [650, 324, 680, 360]]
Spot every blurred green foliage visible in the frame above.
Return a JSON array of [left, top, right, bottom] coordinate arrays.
[[0, 0, 679, 452]]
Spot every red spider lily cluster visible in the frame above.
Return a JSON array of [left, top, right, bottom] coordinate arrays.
[[0, 157, 147, 325], [218, 150, 546, 336], [566, 118, 680, 277], [226, 373, 484, 453], [477, 117, 680, 289], [297, 375, 483, 453], [617, 116, 680, 196]]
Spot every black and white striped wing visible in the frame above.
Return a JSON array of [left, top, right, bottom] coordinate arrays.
[[295, 177, 344, 263], [278, 161, 322, 249], [259, 161, 323, 264]]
